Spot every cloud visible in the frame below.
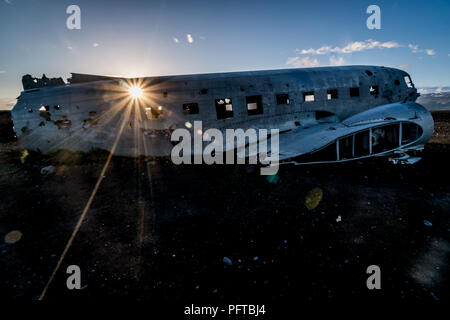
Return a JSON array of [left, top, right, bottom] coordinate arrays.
[[4, 0, 12, 4], [67, 46, 73, 50], [409, 44, 436, 56], [0, 70, 6, 74], [396, 64, 410, 70], [0, 97, 16, 110], [297, 39, 401, 55], [417, 87, 450, 94], [199, 36, 206, 40], [92, 43, 99, 47], [173, 37, 179, 43], [329, 56, 345, 66], [408, 44, 422, 53], [298, 46, 332, 55], [187, 34, 193, 43], [286, 56, 319, 68]]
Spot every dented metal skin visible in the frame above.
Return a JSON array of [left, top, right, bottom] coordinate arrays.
[[274, 102, 433, 162], [11, 65, 433, 163]]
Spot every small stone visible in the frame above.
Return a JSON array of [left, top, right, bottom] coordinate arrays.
[[223, 257, 232, 266], [305, 187, 323, 210], [5, 230, 22, 244], [40, 165, 55, 175], [430, 291, 439, 301]]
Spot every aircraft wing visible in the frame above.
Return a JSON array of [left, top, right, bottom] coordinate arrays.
[[246, 102, 433, 162]]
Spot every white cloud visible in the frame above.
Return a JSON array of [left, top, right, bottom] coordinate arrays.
[[409, 44, 436, 56], [329, 56, 345, 66], [187, 34, 193, 43], [173, 37, 179, 43], [199, 36, 206, 40], [298, 46, 332, 55], [396, 64, 410, 70], [0, 70, 6, 74], [4, 0, 12, 4], [0, 97, 15, 110], [92, 43, 99, 47], [67, 46, 73, 50], [417, 87, 450, 94], [408, 44, 422, 53], [297, 39, 401, 55], [286, 56, 319, 68]]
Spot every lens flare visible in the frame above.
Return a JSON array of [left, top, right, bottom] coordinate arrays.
[[129, 85, 143, 99]]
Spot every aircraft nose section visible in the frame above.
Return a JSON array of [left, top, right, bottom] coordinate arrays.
[[415, 103, 434, 145]]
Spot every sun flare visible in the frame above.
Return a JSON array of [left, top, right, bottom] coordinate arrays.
[[129, 85, 143, 99]]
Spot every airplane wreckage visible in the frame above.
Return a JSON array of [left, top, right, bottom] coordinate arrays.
[[11, 66, 433, 165]]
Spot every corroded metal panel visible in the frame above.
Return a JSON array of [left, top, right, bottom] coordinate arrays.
[[11, 65, 429, 161]]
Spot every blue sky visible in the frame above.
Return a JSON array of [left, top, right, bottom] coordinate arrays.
[[0, 0, 449, 109]]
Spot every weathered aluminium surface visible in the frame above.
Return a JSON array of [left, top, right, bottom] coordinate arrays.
[[11, 66, 433, 163]]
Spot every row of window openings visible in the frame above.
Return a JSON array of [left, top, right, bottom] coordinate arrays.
[[32, 79, 410, 119], [200, 87, 377, 120], [147, 82, 404, 119]]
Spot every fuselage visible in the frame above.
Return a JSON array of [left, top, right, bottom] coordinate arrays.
[[11, 65, 429, 160]]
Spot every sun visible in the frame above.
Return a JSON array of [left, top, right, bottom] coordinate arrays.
[[129, 85, 143, 99]]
